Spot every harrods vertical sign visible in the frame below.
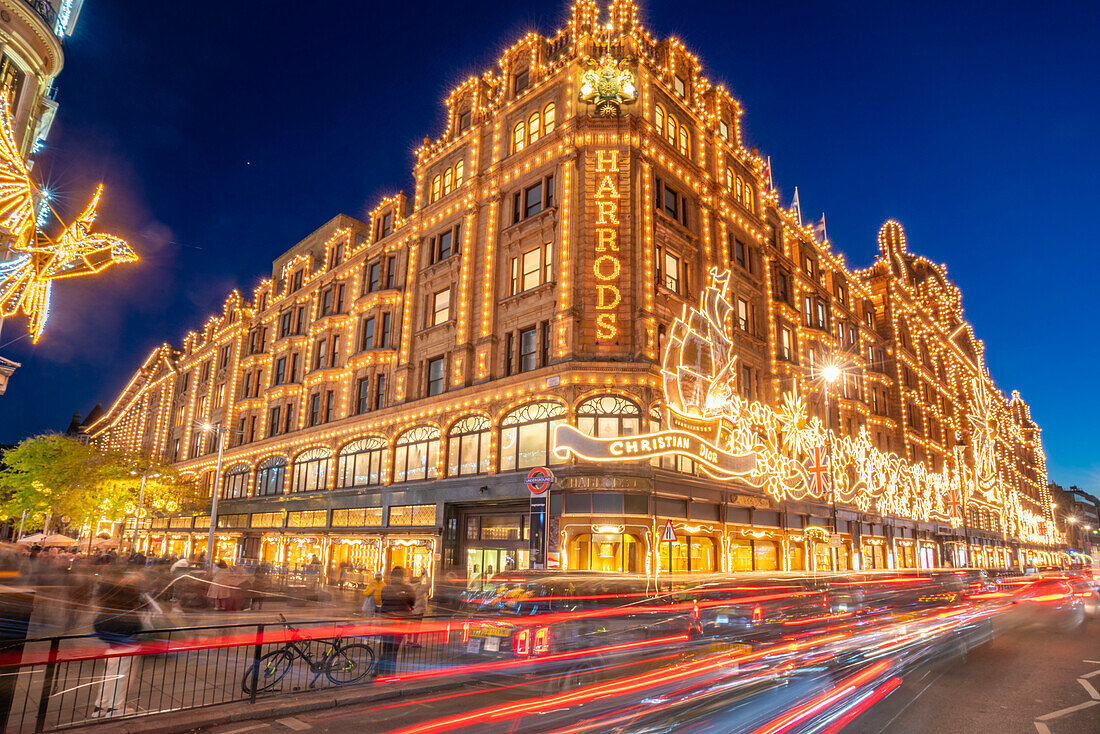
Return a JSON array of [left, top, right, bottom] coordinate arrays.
[[586, 145, 630, 349]]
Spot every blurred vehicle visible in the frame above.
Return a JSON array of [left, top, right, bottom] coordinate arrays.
[[1001, 575, 1085, 631]]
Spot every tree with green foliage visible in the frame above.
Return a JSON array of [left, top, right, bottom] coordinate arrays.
[[0, 434, 197, 537]]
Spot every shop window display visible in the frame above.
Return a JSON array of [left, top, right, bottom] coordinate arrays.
[[657, 535, 716, 574], [337, 437, 385, 488]]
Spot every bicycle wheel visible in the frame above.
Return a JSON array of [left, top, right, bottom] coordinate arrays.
[[325, 642, 376, 685], [243, 649, 294, 694]]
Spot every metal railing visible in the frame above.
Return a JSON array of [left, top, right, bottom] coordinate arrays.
[[21, 0, 57, 30], [0, 616, 463, 733]]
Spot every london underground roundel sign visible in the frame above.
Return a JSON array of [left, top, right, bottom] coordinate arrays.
[[525, 466, 554, 495]]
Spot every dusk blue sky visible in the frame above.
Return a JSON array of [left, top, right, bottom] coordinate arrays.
[[0, 1, 1096, 490]]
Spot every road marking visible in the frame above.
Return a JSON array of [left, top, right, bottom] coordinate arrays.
[[277, 718, 311, 731], [1034, 722, 1051, 734], [1035, 699, 1100, 721], [1079, 678, 1100, 700], [1080, 669, 1100, 680], [221, 726, 268, 734], [1084, 660, 1100, 664], [873, 670, 945, 733]]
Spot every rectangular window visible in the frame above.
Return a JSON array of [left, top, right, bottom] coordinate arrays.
[[330, 335, 340, 367], [776, 271, 789, 301], [219, 344, 230, 367], [289, 353, 299, 382], [280, 311, 292, 338], [663, 186, 678, 219], [525, 180, 543, 218], [663, 251, 680, 292], [738, 298, 750, 332], [214, 383, 225, 408], [296, 307, 305, 334], [458, 109, 471, 132], [380, 212, 391, 238], [269, 406, 280, 437], [313, 339, 326, 369], [321, 289, 333, 317], [285, 403, 294, 433], [368, 262, 380, 292], [324, 391, 335, 422], [427, 357, 445, 396], [375, 374, 386, 410], [804, 296, 813, 326], [380, 312, 391, 348], [275, 356, 286, 385], [780, 326, 793, 362], [335, 283, 345, 312], [673, 75, 686, 96], [520, 328, 538, 372], [505, 332, 515, 376], [719, 120, 729, 140], [438, 228, 453, 261], [817, 301, 827, 329], [361, 317, 375, 350], [357, 377, 370, 414], [514, 68, 529, 94], [309, 394, 320, 426], [291, 270, 302, 292], [541, 320, 550, 368], [741, 364, 752, 399], [386, 257, 397, 288], [433, 288, 450, 325]]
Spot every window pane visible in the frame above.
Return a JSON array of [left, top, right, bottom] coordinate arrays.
[[500, 426, 517, 471], [516, 423, 546, 468], [525, 182, 543, 218]]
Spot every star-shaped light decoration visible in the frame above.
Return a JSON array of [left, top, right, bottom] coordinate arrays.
[[0, 96, 137, 343]]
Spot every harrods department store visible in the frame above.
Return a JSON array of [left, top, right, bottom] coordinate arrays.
[[88, 1, 1058, 584]]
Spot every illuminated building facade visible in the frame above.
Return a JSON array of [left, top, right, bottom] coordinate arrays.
[[88, 1, 1057, 581], [0, 0, 82, 157]]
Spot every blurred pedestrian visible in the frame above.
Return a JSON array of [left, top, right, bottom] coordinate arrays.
[[374, 567, 414, 678], [361, 573, 383, 616], [207, 560, 233, 611], [91, 570, 145, 717]]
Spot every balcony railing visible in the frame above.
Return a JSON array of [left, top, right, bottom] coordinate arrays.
[[22, 0, 58, 31]]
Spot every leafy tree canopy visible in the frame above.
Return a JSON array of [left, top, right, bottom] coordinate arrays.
[[0, 434, 197, 534]]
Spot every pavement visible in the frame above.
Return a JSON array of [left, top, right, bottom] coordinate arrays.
[[842, 617, 1100, 734]]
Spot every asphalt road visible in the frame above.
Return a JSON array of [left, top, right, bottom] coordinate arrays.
[[200, 619, 1100, 734], [843, 618, 1100, 734]]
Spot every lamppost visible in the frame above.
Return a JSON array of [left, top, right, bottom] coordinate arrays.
[[129, 468, 160, 553], [195, 422, 242, 568], [819, 361, 841, 571]]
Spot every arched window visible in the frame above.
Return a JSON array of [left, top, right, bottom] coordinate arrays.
[[543, 103, 556, 134], [724, 169, 733, 189], [512, 120, 526, 153], [666, 115, 678, 145], [290, 447, 332, 493], [222, 463, 250, 499], [500, 401, 566, 471], [655, 104, 665, 136], [393, 426, 441, 483], [442, 167, 453, 195], [577, 395, 642, 438], [447, 415, 491, 476], [744, 183, 753, 212], [430, 174, 441, 203], [254, 456, 287, 497], [527, 111, 540, 144], [678, 125, 689, 156], [337, 437, 385, 488], [735, 175, 743, 202], [454, 159, 464, 188]]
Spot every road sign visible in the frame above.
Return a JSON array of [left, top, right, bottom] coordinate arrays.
[[660, 519, 677, 543], [525, 467, 554, 495], [828, 535, 843, 548]]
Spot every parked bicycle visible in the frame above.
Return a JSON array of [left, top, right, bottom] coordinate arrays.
[[242, 614, 376, 694]]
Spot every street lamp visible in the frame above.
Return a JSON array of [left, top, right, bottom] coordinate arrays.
[[195, 422, 242, 568], [129, 468, 160, 553]]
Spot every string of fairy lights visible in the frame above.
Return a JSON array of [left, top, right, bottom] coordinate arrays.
[[87, 0, 1056, 549]]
